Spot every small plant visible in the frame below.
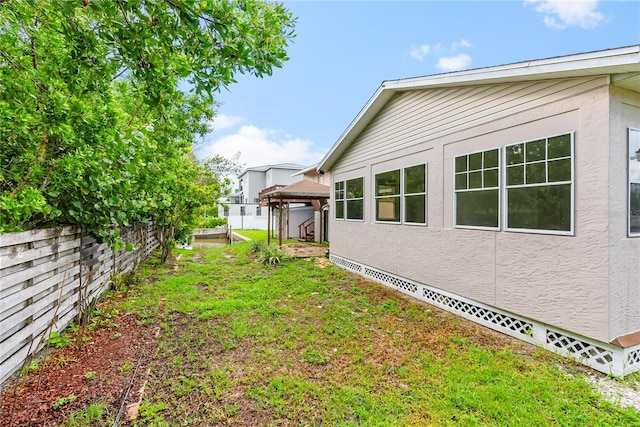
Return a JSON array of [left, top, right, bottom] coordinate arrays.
[[302, 348, 328, 365], [110, 273, 126, 291], [20, 360, 38, 376], [59, 402, 107, 426], [84, 371, 96, 380], [119, 360, 134, 373], [48, 331, 72, 349], [52, 393, 76, 410], [252, 243, 291, 265], [250, 240, 267, 254]]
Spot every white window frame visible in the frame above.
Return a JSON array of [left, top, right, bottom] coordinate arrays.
[[503, 132, 574, 236], [374, 164, 427, 226], [345, 177, 364, 222], [334, 180, 345, 220], [403, 164, 427, 226], [629, 128, 640, 237], [453, 148, 501, 231], [374, 168, 401, 224]]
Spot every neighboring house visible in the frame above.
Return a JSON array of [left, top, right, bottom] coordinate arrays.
[[317, 45, 640, 376], [291, 164, 331, 185], [239, 163, 306, 204], [220, 163, 306, 230]]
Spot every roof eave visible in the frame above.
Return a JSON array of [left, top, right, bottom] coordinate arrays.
[[317, 45, 640, 173], [317, 86, 394, 173]]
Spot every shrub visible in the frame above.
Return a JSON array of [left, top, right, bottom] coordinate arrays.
[[197, 216, 227, 228], [250, 241, 290, 265]]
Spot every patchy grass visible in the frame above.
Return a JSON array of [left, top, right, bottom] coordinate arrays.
[[117, 243, 640, 426]]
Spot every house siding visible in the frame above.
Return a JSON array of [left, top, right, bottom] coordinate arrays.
[[333, 76, 608, 171], [608, 86, 640, 341], [329, 76, 627, 343]]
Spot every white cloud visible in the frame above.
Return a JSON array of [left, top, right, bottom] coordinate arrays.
[[451, 39, 472, 51], [200, 125, 325, 171], [525, 0, 606, 29], [409, 44, 430, 61], [410, 39, 472, 69], [210, 114, 245, 131], [436, 54, 472, 72]]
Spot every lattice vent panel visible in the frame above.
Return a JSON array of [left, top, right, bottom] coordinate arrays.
[[363, 268, 418, 294], [546, 332, 613, 366], [422, 289, 532, 336], [628, 349, 640, 366], [330, 256, 362, 273]]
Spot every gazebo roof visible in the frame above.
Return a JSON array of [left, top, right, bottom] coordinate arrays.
[[260, 180, 330, 200]]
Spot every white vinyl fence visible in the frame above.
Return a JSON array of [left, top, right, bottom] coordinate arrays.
[[0, 224, 159, 385]]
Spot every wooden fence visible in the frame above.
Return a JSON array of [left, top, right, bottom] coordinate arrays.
[[0, 224, 159, 386]]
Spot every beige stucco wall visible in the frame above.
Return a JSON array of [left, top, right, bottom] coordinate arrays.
[[608, 87, 640, 341], [328, 77, 640, 343]]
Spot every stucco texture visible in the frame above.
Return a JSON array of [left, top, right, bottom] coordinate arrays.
[[328, 81, 640, 343]]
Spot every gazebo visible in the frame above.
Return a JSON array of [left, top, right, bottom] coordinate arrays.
[[260, 180, 330, 246]]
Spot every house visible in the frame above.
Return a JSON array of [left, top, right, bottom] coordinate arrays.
[[317, 45, 640, 376], [220, 163, 305, 229]]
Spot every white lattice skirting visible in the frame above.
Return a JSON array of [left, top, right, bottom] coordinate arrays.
[[330, 254, 640, 377]]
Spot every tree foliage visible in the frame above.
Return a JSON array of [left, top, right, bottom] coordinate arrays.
[[0, 0, 295, 256]]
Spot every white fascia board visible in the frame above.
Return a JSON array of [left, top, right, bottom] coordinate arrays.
[[384, 45, 640, 91], [318, 85, 394, 173]]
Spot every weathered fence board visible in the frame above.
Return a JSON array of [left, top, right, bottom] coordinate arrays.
[[0, 223, 159, 386]]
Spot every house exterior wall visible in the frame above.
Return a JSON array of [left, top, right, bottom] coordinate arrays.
[[266, 168, 300, 188], [608, 86, 640, 340], [288, 206, 314, 239], [328, 76, 637, 343], [238, 167, 304, 204], [239, 170, 266, 204]]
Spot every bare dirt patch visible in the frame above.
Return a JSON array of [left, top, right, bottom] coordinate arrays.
[[281, 243, 328, 258]]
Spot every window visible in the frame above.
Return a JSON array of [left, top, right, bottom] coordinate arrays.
[[335, 177, 364, 220], [454, 149, 500, 229], [375, 170, 400, 222], [256, 206, 262, 216], [334, 181, 345, 219], [629, 128, 640, 236], [375, 164, 427, 224], [505, 133, 573, 234], [346, 177, 364, 220], [404, 164, 427, 224]]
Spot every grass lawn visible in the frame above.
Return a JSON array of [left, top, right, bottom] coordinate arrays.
[[234, 228, 299, 245], [233, 229, 269, 240], [104, 239, 639, 426]]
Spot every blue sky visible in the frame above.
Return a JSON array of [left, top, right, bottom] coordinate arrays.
[[196, 0, 640, 171]]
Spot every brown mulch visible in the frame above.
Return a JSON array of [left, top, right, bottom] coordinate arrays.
[[0, 309, 160, 427]]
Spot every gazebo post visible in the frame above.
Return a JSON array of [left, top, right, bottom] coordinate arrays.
[[278, 196, 284, 247], [286, 202, 290, 239], [267, 197, 271, 245]]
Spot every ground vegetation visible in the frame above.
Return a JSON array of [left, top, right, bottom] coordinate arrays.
[[2, 237, 638, 426]]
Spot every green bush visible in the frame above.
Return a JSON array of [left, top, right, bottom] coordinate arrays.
[[250, 241, 290, 265], [197, 216, 227, 228]]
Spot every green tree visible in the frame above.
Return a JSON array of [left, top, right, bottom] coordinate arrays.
[[0, 0, 295, 253]]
